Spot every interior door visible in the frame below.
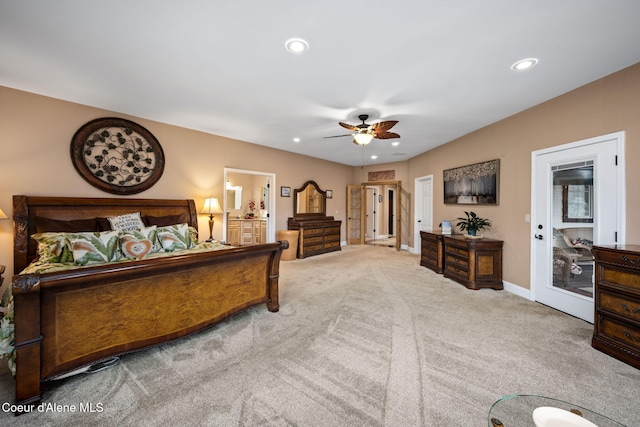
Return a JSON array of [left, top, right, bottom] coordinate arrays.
[[532, 132, 624, 322], [347, 185, 363, 244], [414, 175, 433, 251]]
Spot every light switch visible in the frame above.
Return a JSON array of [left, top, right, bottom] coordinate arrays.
[[525, 214, 531, 223]]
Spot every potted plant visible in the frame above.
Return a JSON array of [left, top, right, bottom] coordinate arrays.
[[456, 211, 491, 236]]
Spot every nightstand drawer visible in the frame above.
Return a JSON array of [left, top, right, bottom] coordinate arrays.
[[445, 264, 469, 279], [446, 245, 469, 259], [598, 315, 640, 352], [601, 267, 640, 292], [445, 254, 468, 269], [599, 291, 640, 322]]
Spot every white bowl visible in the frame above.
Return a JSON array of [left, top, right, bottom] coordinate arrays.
[[533, 407, 598, 427]]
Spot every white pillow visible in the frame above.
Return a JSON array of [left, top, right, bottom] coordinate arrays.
[[107, 212, 145, 231]]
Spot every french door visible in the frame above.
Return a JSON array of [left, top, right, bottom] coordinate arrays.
[[347, 185, 363, 244], [531, 132, 625, 322]]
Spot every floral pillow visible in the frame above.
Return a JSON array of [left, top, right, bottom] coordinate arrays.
[[31, 232, 74, 263], [69, 230, 121, 266], [120, 226, 159, 260], [107, 212, 145, 231], [156, 223, 194, 252], [188, 226, 198, 244]]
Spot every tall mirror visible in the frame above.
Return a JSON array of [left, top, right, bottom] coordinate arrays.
[[294, 180, 326, 218]]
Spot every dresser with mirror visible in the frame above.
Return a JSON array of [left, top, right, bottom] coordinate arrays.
[[287, 180, 341, 258]]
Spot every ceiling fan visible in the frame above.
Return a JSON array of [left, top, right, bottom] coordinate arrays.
[[325, 114, 400, 145]]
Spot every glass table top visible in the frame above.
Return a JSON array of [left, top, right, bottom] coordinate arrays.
[[488, 394, 626, 427]]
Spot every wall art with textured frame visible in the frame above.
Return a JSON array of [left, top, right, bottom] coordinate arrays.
[[444, 159, 499, 205]]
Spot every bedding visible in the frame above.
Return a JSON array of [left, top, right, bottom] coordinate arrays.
[[8, 195, 286, 413]]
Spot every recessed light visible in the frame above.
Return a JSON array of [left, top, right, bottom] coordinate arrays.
[[285, 38, 309, 54], [370, 155, 378, 160], [392, 141, 400, 147], [292, 137, 301, 143], [511, 58, 538, 71]]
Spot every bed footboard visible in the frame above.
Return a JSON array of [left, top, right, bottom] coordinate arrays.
[[12, 241, 287, 411]]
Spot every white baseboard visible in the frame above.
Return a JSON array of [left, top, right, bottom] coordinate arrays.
[[503, 280, 532, 300]]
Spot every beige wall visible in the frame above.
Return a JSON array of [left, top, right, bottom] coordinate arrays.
[[1, 61, 638, 292], [0, 87, 353, 280], [408, 62, 640, 289]]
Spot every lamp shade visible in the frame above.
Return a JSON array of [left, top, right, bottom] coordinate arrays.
[[200, 197, 222, 215], [353, 132, 374, 145], [0, 208, 8, 220]]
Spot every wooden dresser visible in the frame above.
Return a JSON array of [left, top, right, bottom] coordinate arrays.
[[443, 235, 503, 290], [287, 217, 341, 258], [420, 230, 448, 274], [592, 245, 640, 369]]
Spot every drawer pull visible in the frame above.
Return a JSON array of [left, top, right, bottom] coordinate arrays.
[[620, 303, 640, 315], [623, 331, 640, 342], [621, 255, 640, 264]]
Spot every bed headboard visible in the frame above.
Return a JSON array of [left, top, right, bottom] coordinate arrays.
[[13, 195, 198, 273]]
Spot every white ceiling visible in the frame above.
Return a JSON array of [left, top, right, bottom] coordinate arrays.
[[2, 1, 639, 166]]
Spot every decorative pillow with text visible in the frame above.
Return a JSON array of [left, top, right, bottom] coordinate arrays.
[[107, 212, 145, 231]]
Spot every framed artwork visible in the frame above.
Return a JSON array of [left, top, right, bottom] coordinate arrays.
[[326, 190, 333, 199], [281, 186, 291, 197], [444, 159, 499, 205], [70, 117, 165, 195]]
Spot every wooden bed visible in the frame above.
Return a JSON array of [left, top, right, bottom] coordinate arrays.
[[11, 195, 287, 410]]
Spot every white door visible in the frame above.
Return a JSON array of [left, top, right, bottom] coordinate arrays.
[[531, 132, 625, 322], [414, 175, 433, 251]]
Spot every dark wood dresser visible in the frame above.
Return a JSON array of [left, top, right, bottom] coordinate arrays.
[[287, 217, 341, 258], [591, 245, 640, 369], [420, 230, 448, 273], [443, 235, 503, 290]]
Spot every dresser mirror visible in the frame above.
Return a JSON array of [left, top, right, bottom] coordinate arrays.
[[293, 180, 326, 218]]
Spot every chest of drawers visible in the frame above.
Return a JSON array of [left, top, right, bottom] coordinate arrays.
[[420, 231, 448, 274], [443, 235, 503, 290], [592, 245, 640, 369], [287, 217, 341, 258]]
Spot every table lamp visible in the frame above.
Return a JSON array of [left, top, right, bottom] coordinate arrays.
[[200, 197, 222, 242]]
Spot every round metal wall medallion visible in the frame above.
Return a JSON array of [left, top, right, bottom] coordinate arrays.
[[70, 117, 165, 195]]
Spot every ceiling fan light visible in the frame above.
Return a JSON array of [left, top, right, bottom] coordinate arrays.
[[354, 133, 374, 145]]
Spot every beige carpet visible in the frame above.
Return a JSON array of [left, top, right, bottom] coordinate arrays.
[[0, 245, 638, 426]]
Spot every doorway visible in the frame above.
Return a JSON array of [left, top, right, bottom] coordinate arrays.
[[223, 168, 276, 246], [531, 132, 625, 322], [347, 181, 402, 251]]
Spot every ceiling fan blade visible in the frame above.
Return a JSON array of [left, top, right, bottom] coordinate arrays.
[[339, 122, 358, 131], [374, 131, 400, 140], [323, 134, 353, 139], [370, 120, 398, 132]]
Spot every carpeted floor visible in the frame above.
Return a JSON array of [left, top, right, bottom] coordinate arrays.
[[0, 245, 638, 426]]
